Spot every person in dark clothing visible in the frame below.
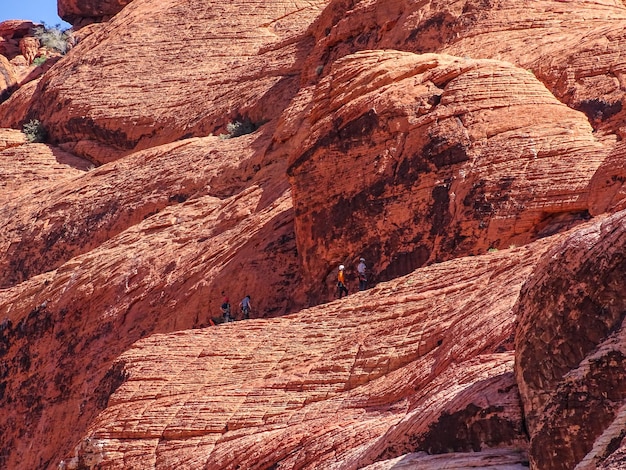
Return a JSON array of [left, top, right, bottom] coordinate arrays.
[[221, 294, 232, 322]]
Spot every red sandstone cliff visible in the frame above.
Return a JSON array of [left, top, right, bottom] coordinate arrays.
[[1, 1, 626, 469]]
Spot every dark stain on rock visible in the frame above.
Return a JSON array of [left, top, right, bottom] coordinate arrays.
[[94, 360, 128, 410], [417, 404, 523, 454], [406, 12, 459, 53], [535, 210, 591, 239], [377, 246, 430, 282], [423, 136, 470, 169], [530, 350, 626, 470], [66, 116, 137, 150], [578, 99, 623, 123], [396, 152, 432, 187], [430, 184, 451, 236], [312, 180, 387, 243], [15, 304, 53, 342], [463, 179, 494, 220], [288, 110, 379, 176]]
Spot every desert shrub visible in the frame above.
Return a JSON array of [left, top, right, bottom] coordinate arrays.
[[225, 119, 258, 138], [33, 23, 72, 55], [22, 119, 47, 143], [32, 56, 47, 66]]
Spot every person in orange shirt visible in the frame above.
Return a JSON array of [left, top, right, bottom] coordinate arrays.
[[337, 264, 348, 298]]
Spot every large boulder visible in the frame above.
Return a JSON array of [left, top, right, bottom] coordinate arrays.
[[283, 50, 606, 303], [59, 0, 135, 27], [515, 210, 626, 469]]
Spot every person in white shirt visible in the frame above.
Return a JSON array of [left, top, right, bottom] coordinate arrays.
[[357, 257, 367, 291]]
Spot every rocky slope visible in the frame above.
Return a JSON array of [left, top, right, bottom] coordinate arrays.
[[1, 0, 626, 469]]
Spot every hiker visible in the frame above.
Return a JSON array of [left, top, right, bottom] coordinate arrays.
[[221, 294, 232, 322], [357, 257, 367, 291], [337, 265, 348, 298], [239, 295, 252, 319]]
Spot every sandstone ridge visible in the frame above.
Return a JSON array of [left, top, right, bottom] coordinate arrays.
[[1, 0, 626, 469]]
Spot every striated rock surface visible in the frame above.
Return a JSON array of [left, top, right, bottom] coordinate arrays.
[[303, 0, 626, 137], [0, 128, 25, 150], [1, 0, 626, 469], [0, 133, 262, 287], [515, 210, 626, 469], [363, 448, 530, 470], [0, 20, 35, 60], [0, 123, 307, 468], [56, 241, 549, 469], [284, 50, 605, 303], [3, 0, 331, 164], [0, 140, 91, 206], [589, 142, 626, 216]]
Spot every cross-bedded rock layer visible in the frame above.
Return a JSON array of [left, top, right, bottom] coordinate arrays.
[[284, 50, 605, 303], [1, 0, 626, 469]]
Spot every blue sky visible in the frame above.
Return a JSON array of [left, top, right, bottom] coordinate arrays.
[[0, 0, 71, 29]]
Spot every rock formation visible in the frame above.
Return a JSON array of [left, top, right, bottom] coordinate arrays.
[[0, 55, 17, 101], [56, 241, 549, 469], [1, 0, 626, 469], [59, 0, 134, 28], [19, 37, 39, 65], [283, 49, 605, 303], [515, 210, 626, 470], [0, 0, 330, 164]]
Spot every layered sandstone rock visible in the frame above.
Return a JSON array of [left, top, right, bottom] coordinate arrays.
[[0, 124, 306, 468], [0, 140, 91, 206], [1, 0, 625, 468], [589, 142, 626, 215], [515, 210, 626, 469], [0, 0, 331, 164], [303, 0, 626, 137], [0, 20, 35, 59], [284, 50, 605, 303], [0, 131, 266, 287], [0, 128, 25, 150], [56, 241, 551, 469], [0, 55, 17, 101], [363, 448, 530, 470]]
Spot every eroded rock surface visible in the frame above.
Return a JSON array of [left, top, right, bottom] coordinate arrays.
[[59, 0, 134, 27], [284, 50, 604, 303], [0, 140, 91, 206], [515, 210, 626, 469], [59, 242, 548, 469], [1, 0, 625, 469], [0, 55, 17, 101], [304, 0, 626, 137], [589, 142, 626, 216], [4, 0, 331, 164]]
